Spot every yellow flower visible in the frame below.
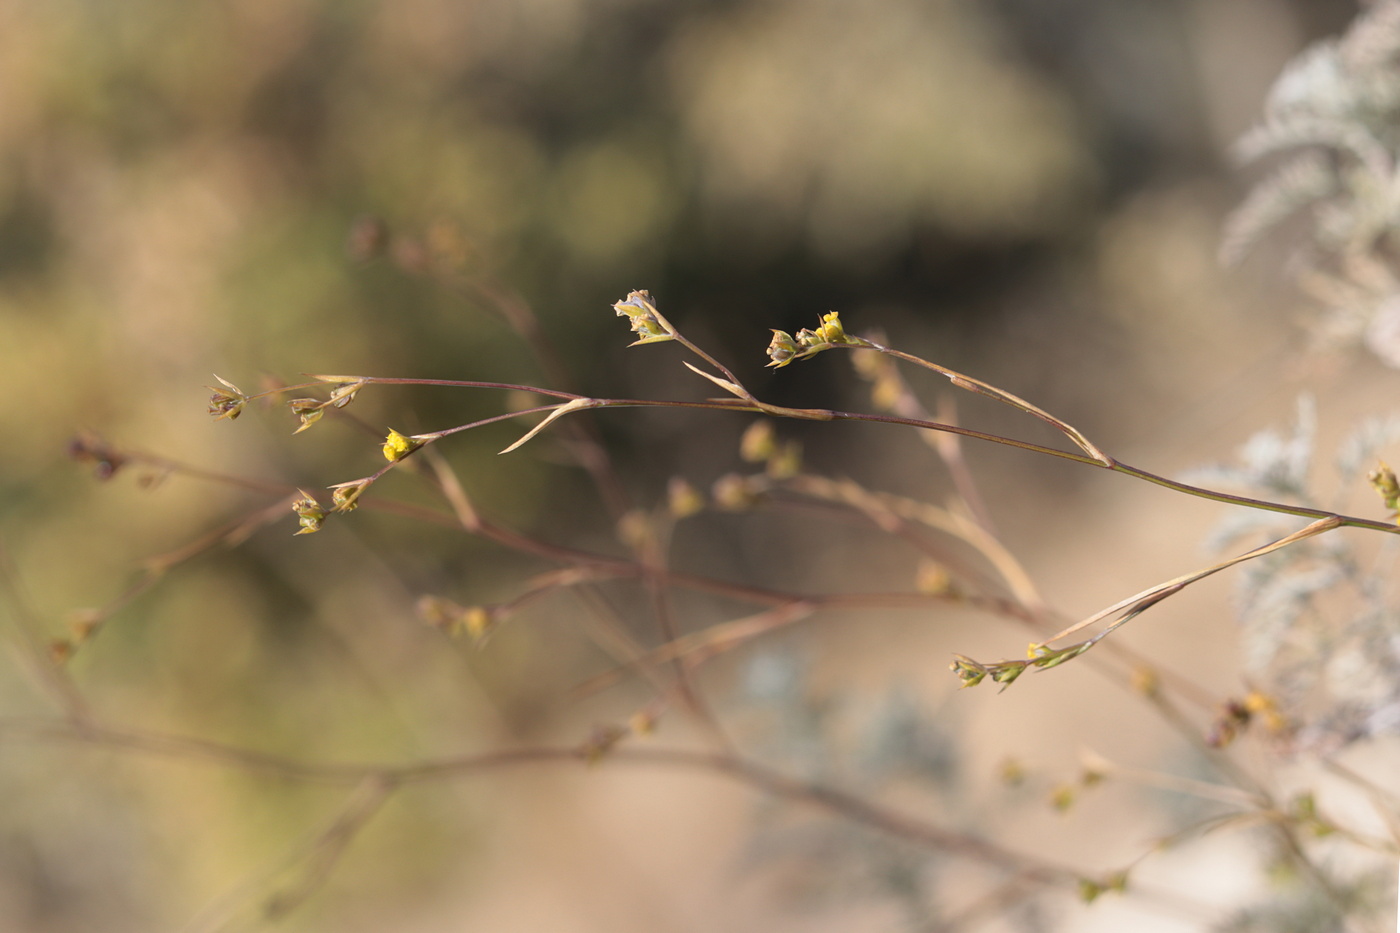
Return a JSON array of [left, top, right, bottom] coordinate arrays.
[[382, 428, 424, 462], [814, 311, 846, 343]]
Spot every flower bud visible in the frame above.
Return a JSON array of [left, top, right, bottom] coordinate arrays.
[[739, 420, 776, 462], [613, 290, 674, 345], [949, 655, 988, 688], [291, 492, 327, 535], [1368, 460, 1399, 510], [766, 330, 800, 367], [712, 473, 758, 511], [329, 479, 370, 512], [288, 398, 326, 434], [667, 477, 705, 519], [206, 375, 248, 421]]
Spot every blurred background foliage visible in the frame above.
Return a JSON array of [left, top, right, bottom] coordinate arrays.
[[0, 0, 1388, 930]]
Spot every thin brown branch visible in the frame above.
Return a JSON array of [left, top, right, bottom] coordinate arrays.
[[1, 714, 1078, 887]]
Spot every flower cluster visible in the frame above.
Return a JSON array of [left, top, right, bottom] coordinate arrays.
[[207, 374, 366, 434], [950, 641, 1094, 689], [291, 491, 327, 535], [613, 290, 674, 346], [417, 595, 497, 644], [206, 375, 248, 421], [766, 311, 863, 368], [288, 378, 366, 434], [1206, 690, 1289, 748]]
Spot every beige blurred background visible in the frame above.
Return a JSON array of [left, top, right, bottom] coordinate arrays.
[[1, 0, 1394, 931]]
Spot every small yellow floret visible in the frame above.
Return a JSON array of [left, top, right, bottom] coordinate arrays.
[[382, 428, 422, 462]]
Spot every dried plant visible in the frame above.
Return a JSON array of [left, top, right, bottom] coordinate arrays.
[[7, 6, 1400, 933]]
